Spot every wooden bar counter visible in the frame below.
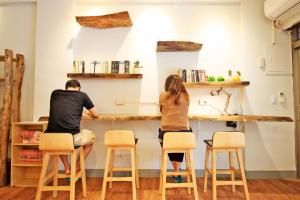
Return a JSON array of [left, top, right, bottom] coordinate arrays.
[[41, 114, 291, 122]]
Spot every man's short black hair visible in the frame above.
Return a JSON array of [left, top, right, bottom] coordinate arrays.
[[65, 80, 81, 89]]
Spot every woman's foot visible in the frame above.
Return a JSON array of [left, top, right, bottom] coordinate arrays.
[[172, 175, 182, 183]]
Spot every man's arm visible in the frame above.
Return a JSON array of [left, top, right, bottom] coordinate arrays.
[[88, 107, 98, 118], [84, 107, 99, 119]]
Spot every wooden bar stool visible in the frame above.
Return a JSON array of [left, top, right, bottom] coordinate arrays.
[[159, 132, 198, 200], [203, 131, 250, 200], [101, 130, 139, 200], [35, 133, 87, 200]]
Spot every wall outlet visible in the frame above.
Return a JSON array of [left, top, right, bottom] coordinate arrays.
[[115, 99, 126, 106], [198, 99, 207, 106]]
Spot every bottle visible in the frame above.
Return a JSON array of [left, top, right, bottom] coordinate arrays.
[[81, 61, 85, 73], [124, 60, 130, 74], [73, 60, 78, 73]]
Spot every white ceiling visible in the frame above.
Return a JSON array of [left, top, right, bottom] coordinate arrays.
[[0, 0, 241, 4], [76, 0, 241, 3]]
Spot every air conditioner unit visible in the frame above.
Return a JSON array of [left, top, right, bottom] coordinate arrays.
[[264, 0, 300, 29]]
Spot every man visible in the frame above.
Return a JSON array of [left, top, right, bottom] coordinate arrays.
[[46, 80, 99, 175]]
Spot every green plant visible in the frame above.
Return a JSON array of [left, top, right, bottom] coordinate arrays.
[[217, 76, 225, 82], [207, 76, 216, 82], [228, 70, 232, 76]]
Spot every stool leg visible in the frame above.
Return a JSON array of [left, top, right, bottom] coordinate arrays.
[[130, 147, 137, 200], [52, 155, 59, 198], [185, 152, 191, 194], [188, 150, 199, 200], [109, 149, 114, 189], [70, 152, 76, 200], [135, 148, 140, 189], [159, 150, 164, 195], [204, 145, 210, 192], [229, 151, 236, 192], [237, 149, 250, 200], [80, 148, 87, 197], [161, 150, 167, 200], [35, 153, 50, 200], [101, 148, 112, 200], [212, 150, 217, 200]]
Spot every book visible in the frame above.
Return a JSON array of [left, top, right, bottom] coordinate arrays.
[[182, 69, 187, 82], [116, 61, 120, 74], [195, 70, 200, 82], [191, 70, 195, 82]]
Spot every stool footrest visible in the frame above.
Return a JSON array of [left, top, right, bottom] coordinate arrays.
[[205, 168, 241, 176], [44, 172, 55, 183], [55, 171, 82, 179], [41, 186, 70, 191], [165, 183, 194, 188], [111, 167, 132, 172], [106, 177, 134, 182], [233, 168, 242, 176], [216, 180, 244, 186], [166, 171, 190, 176]]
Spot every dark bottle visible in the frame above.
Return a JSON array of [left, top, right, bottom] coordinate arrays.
[[124, 60, 130, 74], [82, 61, 85, 73]]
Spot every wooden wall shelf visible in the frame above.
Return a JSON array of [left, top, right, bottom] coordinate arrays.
[[67, 73, 142, 79], [183, 81, 250, 88], [76, 11, 133, 29], [39, 114, 293, 123], [0, 55, 17, 62], [156, 41, 202, 52]]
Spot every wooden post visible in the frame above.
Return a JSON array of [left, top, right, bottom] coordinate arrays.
[[13, 54, 25, 122], [0, 49, 13, 186]]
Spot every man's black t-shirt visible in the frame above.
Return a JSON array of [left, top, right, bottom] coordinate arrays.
[[46, 89, 94, 135]]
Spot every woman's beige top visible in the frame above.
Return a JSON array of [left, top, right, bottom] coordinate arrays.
[[159, 91, 189, 131]]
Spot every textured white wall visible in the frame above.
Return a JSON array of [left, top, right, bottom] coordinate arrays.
[[242, 0, 295, 171], [0, 2, 36, 121], [32, 0, 295, 171]]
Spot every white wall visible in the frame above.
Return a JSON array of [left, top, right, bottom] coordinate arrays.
[[32, 0, 295, 171], [0, 2, 36, 121], [242, 0, 295, 171]]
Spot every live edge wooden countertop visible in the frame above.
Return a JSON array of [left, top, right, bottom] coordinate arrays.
[[73, 114, 292, 122]]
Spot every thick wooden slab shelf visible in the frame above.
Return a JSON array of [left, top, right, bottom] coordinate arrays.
[[67, 73, 142, 79], [183, 81, 250, 88], [40, 114, 293, 122], [156, 41, 202, 52], [0, 55, 17, 62], [76, 11, 132, 29]]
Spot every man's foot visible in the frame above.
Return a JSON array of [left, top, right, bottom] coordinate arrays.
[[65, 169, 71, 175]]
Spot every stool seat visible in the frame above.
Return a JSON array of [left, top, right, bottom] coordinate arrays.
[[159, 132, 198, 200], [203, 131, 249, 200], [35, 133, 87, 200], [101, 130, 139, 200]]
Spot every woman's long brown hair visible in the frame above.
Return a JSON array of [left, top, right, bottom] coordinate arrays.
[[164, 74, 189, 104]]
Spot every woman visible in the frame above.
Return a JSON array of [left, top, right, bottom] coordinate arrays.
[[159, 74, 191, 183]]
